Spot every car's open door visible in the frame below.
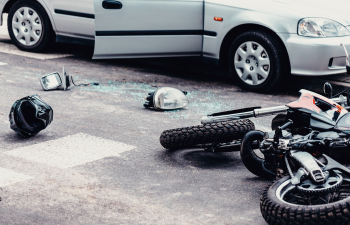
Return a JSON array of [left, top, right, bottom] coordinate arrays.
[[93, 0, 203, 59]]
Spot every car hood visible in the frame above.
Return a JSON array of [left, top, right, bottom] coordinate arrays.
[[217, 0, 350, 26]]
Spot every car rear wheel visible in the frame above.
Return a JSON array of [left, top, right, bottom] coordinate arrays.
[[228, 30, 288, 92], [8, 0, 55, 52]]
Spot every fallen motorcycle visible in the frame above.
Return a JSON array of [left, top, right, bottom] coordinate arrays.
[[244, 88, 350, 224], [160, 44, 350, 224]]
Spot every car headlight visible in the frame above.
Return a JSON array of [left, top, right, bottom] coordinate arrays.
[[298, 18, 350, 37]]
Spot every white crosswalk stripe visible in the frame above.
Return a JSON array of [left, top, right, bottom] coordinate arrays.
[[0, 168, 34, 187], [5, 133, 136, 169]]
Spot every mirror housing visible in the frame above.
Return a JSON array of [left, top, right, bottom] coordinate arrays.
[[323, 82, 333, 98], [340, 43, 350, 75], [61, 67, 71, 90], [40, 67, 71, 91]]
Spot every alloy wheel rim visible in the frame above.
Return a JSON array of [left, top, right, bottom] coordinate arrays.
[[12, 7, 42, 46], [234, 41, 270, 86]]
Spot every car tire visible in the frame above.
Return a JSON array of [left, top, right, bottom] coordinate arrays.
[[228, 30, 289, 92], [8, 0, 55, 52]]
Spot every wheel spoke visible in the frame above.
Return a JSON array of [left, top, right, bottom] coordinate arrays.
[[30, 31, 39, 42], [237, 47, 246, 58], [30, 11, 39, 23], [235, 60, 244, 68], [12, 22, 20, 29], [32, 22, 42, 32], [245, 42, 254, 55], [25, 34, 31, 45], [16, 30, 24, 40], [241, 69, 249, 80], [257, 67, 268, 78], [259, 57, 270, 66], [253, 45, 264, 56], [15, 11, 23, 21], [23, 7, 30, 18], [251, 73, 258, 85]]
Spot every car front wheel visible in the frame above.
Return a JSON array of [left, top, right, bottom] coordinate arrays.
[[8, 0, 55, 52], [228, 30, 289, 92]]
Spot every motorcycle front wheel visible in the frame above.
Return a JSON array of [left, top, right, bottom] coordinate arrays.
[[160, 119, 254, 149], [261, 176, 350, 224]]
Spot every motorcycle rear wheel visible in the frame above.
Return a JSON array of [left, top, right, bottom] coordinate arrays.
[[261, 176, 350, 225], [160, 119, 255, 149]]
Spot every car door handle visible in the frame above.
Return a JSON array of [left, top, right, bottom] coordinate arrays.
[[102, 0, 123, 9]]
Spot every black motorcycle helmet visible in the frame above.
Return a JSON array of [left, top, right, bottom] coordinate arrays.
[[9, 95, 53, 138]]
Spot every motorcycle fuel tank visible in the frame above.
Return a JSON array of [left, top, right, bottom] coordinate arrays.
[[336, 113, 350, 133], [287, 90, 348, 131]]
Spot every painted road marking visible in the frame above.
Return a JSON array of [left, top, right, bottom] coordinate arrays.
[[5, 133, 136, 169], [0, 14, 74, 60], [0, 62, 7, 66], [0, 168, 34, 187]]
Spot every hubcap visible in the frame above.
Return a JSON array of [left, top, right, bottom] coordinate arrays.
[[234, 41, 270, 86], [12, 7, 42, 46]]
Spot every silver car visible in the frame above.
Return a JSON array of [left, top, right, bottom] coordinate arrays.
[[1, 0, 350, 92]]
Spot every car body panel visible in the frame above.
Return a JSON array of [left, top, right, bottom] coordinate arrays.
[[40, 0, 95, 39], [93, 0, 203, 59], [0, 0, 6, 25], [1, 0, 350, 77], [202, 0, 350, 76], [202, 1, 298, 59], [279, 33, 350, 76], [205, 0, 350, 28]]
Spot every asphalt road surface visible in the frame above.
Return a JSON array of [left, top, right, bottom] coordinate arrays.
[[0, 18, 307, 225]]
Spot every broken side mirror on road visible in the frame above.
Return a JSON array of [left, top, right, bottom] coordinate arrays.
[[144, 87, 189, 110], [40, 67, 71, 91], [40, 67, 99, 91]]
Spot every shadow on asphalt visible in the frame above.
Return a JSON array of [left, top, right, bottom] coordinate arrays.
[[243, 176, 272, 182], [158, 148, 242, 169], [1, 125, 59, 146], [0, 39, 306, 96]]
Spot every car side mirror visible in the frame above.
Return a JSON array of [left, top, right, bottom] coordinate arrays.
[[340, 43, 350, 75], [40, 67, 71, 91], [324, 82, 333, 98]]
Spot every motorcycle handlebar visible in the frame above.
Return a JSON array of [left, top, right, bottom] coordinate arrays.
[[201, 96, 348, 124]]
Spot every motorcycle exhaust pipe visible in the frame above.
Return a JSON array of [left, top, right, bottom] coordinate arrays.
[[201, 105, 288, 124]]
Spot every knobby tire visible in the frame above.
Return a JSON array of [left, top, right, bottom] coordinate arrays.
[[160, 119, 255, 149]]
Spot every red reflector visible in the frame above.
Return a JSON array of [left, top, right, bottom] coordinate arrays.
[[214, 17, 223, 22]]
